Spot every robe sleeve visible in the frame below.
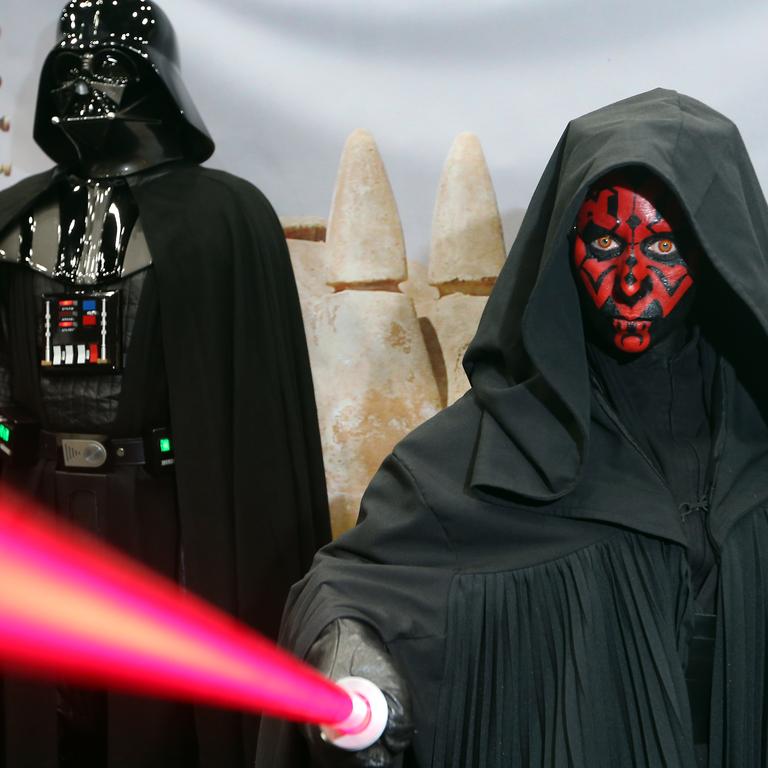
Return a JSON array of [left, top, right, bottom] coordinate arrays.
[[255, 451, 457, 767]]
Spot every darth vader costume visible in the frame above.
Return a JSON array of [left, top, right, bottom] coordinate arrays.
[[256, 89, 768, 767], [0, 2, 330, 766]]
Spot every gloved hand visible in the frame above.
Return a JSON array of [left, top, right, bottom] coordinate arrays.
[[303, 618, 413, 767]]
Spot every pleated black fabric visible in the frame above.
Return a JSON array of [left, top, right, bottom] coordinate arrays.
[[710, 509, 768, 767], [433, 533, 695, 768], [257, 90, 768, 767]]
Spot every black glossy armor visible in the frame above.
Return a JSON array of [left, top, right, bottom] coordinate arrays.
[[0, 2, 204, 766], [0, 0, 216, 426], [0, 176, 152, 427], [35, 0, 213, 179]]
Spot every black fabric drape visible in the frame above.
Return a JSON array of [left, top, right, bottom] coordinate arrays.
[[257, 90, 768, 767], [134, 166, 332, 763]]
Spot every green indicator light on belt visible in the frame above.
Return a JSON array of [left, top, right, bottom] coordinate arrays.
[[159, 438, 171, 453], [0, 425, 8, 443]]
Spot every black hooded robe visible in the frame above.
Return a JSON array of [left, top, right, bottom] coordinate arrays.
[[256, 89, 768, 767], [0, 163, 331, 767]]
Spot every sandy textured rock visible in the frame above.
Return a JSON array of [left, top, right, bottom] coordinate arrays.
[[400, 258, 439, 319], [287, 239, 332, 298], [326, 130, 407, 290], [281, 216, 327, 242], [400, 259, 446, 405], [328, 493, 361, 540], [425, 293, 489, 405], [287, 239, 332, 325], [429, 132, 506, 295], [305, 291, 441, 534]]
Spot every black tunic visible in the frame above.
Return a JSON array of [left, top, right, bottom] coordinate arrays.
[[0, 261, 191, 767], [257, 89, 768, 767], [589, 330, 719, 762], [588, 330, 718, 610]]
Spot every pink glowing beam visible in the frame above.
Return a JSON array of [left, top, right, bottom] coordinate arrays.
[[0, 490, 352, 726]]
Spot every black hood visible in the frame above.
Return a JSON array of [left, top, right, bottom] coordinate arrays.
[[464, 88, 768, 502], [34, 0, 214, 170]]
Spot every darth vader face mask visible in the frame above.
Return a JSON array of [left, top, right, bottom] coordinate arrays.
[[34, 0, 214, 178], [49, 47, 158, 155], [572, 170, 698, 354], [52, 47, 142, 124]]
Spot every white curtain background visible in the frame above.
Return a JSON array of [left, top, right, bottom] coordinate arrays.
[[0, 0, 766, 262]]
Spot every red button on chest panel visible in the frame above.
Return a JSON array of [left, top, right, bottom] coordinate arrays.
[[40, 292, 122, 374]]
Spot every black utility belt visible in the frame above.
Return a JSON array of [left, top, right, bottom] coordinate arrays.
[[0, 411, 174, 474], [41, 430, 175, 474]]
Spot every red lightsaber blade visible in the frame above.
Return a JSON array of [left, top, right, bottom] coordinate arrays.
[[0, 491, 387, 750]]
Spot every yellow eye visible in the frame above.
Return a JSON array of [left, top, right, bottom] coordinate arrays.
[[593, 235, 616, 250], [648, 238, 677, 258]]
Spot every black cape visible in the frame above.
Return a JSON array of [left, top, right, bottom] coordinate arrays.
[[256, 89, 768, 767], [0, 163, 331, 766]]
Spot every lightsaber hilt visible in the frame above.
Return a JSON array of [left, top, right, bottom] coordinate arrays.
[[320, 676, 389, 751]]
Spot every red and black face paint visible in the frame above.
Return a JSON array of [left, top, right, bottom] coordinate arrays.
[[572, 171, 697, 354]]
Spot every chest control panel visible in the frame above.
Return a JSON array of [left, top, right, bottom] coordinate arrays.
[[40, 291, 122, 374]]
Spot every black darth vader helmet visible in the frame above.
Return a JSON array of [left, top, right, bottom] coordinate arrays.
[[34, 0, 215, 177]]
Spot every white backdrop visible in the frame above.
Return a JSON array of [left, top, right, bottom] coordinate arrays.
[[1, 0, 767, 261]]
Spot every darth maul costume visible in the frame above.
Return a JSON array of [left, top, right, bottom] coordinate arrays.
[[0, 2, 330, 766], [257, 89, 768, 767]]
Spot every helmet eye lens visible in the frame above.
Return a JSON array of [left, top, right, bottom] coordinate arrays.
[[92, 50, 135, 83], [54, 52, 83, 85]]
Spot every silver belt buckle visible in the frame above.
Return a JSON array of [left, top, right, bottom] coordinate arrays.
[[61, 439, 108, 469]]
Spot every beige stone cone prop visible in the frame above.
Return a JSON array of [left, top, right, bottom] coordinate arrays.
[[326, 129, 407, 291], [399, 261, 446, 405], [427, 293, 488, 405], [306, 292, 441, 537], [428, 132, 506, 296], [282, 132, 507, 534], [286, 239, 333, 323], [307, 130, 441, 537], [280, 215, 327, 243], [425, 133, 507, 404]]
